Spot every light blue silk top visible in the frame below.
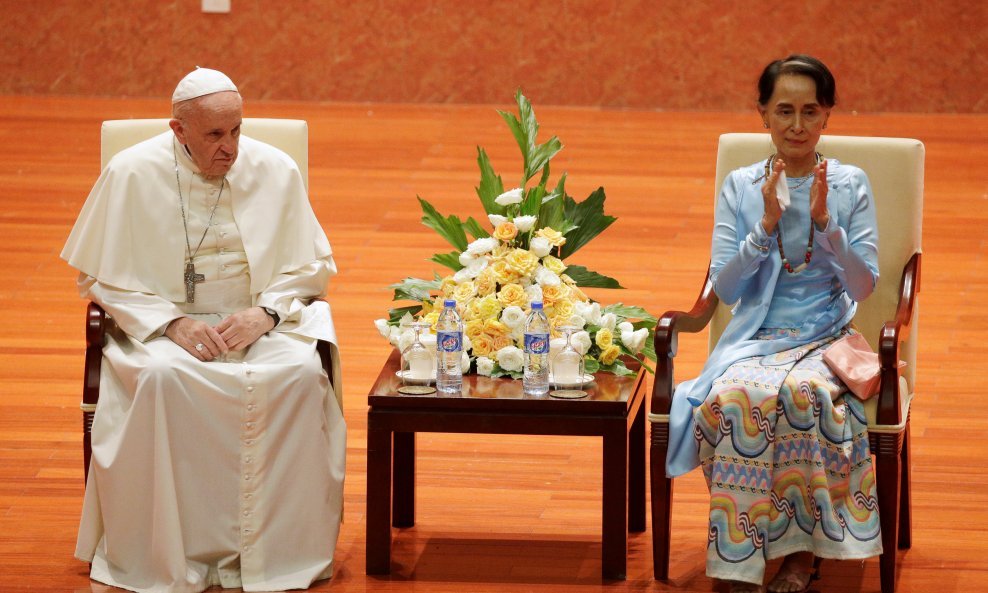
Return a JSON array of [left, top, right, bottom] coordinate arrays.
[[665, 158, 880, 477]]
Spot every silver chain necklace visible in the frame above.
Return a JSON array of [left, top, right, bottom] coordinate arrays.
[[173, 139, 225, 303]]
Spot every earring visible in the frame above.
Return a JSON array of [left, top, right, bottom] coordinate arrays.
[[763, 122, 769, 129], [823, 123, 828, 129]]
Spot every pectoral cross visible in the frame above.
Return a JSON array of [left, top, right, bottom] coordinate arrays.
[[184, 262, 204, 303]]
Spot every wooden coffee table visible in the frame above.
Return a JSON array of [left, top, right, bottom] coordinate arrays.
[[365, 350, 647, 579]]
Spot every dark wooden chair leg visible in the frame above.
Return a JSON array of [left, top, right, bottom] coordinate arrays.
[[898, 424, 912, 550], [874, 431, 902, 593], [650, 421, 673, 580]]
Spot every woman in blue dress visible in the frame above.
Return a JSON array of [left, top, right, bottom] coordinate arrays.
[[667, 55, 883, 593]]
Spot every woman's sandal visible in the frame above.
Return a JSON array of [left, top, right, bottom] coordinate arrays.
[[766, 558, 820, 593]]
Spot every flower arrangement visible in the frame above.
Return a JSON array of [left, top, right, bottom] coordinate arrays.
[[375, 91, 656, 379]]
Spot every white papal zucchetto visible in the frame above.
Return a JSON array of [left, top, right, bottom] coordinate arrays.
[[171, 67, 239, 104]]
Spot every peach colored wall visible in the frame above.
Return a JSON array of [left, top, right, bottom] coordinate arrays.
[[2, 0, 985, 112]]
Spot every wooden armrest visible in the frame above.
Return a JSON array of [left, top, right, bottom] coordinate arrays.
[[876, 252, 921, 425], [651, 267, 720, 416], [83, 302, 108, 408]]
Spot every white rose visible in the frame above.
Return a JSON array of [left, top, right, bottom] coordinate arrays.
[[524, 284, 543, 306], [462, 351, 472, 370], [574, 302, 601, 325], [494, 187, 524, 206], [568, 315, 587, 329], [599, 313, 617, 331], [396, 328, 416, 352], [500, 305, 527, 329], [534, 266, 561, 287], [488, 214, 508, 227], [620, 327, 649, 354], [513, 215, 537, 232], [453, 257, 488, 282], [511, 325, 524, 343], [466, 237, 498, 256], [374, 319, 392, 339], [571, 330, 592, 355], [462, 334, 473, 351], [530, 236, 552, 257], [618, 321, 634, 333], [476, 356, 495, 377], [458, 251, 477, 267], [497, 345, 524, 371]]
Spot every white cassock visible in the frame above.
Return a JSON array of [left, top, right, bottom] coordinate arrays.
[[62, 132, 345, 593]]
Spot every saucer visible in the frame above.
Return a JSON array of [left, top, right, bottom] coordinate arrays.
[[548, 373, 594, 388], [395, 370, 436, 384]]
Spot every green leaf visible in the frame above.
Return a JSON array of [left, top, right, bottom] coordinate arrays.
[[497, 109, 529, 163], [476, 148, 506, 216], [463, 217, 490, 240], [583, 357, 601, 375], [430, 251, 463, 272], [526, 136, 563, 182], [564, 264, 624, 289], [388, 305, 423, 324], [418, 197, 469, 252], [538, 173, 568, 232], [599, 359, 637, 376], [560, 187, 617, 259], [601, 303, 657, 326], [388, 277, 442, 302], [521, 184, 545, 217]]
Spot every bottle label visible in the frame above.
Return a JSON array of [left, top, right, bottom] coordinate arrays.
[[437, 331, 462, 353], [525, 332, 549, 354]]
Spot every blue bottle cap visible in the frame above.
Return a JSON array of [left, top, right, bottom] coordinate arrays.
[[444, 299, 457, 307], [530, 301, 543, 310]]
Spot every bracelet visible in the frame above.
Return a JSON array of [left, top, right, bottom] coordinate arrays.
[[747, 233, 770, 253]]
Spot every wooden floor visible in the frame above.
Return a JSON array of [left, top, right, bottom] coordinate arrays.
[[1, 95, 987, 592]]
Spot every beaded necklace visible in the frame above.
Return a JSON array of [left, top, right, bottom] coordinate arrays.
[[764, 152, 823, 274]]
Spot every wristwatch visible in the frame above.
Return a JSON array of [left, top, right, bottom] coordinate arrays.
[[261, 307, 280, 326]]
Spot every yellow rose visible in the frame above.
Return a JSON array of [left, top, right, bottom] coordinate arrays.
[[600, 344, 621, 365], [542, 255, 567, 276], [470, 294, 502, 321], [506, 248, 539, 276], [491, 244, 513, 261], [596, 327, 614, 349], [541, 283, 568, 306], [421, 310, 440, 331], [440, 277, 457, 297], [453, 281, 476, 302], [491, 260, 521, 284], [497, 283, 529, 309], [471, 333, 496, 357], [535, 227, 566, 247], [420, 299, 435, 315], [465, 319, 486, 342], [550, 314, 571, 338], [483, 319, 510, 338], [492, 221, 519, 242], [551, 298, 575, 322], [475, 269, 497, 297], [492, 334, 515, 351]]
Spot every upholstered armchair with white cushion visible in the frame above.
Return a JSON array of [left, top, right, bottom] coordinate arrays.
[[649, 133, 923, 593], [81, 118, 332, 480]]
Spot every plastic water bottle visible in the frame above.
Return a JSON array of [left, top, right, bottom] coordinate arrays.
[[523, 301, 550, 395], [435, 299, 463, 393]]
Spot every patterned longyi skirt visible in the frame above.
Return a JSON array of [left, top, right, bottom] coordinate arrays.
[[693, 329, 883, 585]]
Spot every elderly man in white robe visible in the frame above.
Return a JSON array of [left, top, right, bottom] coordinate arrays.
[[62, 68, 345, 593]]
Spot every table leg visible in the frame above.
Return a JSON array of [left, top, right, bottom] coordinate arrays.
[[366, 414, 393, 574], [629, 398, 646, 532], [601, 423, 628, 580], [393, 431, 415, 527]]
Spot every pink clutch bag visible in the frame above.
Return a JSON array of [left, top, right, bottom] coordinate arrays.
[[823, 332, 906, 400]]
